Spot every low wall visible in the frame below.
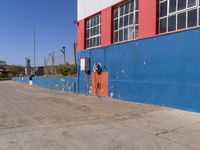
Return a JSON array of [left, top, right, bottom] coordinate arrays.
[[12, 77, 30, 84], [12, 77, 78, 93], [32, 77, 78, 93]]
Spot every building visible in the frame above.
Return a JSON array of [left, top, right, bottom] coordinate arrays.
[[77, 0, 200, 112], [0, 60, 6, 68], [0, 60, 10, 78], [0, 70, 10, 78]]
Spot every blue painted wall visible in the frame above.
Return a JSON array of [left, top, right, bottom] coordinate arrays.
[[78, 28, 200, 112], [32, 77, 78, 93], [12, 77, 30, 84], [13, 77, 78, 93]]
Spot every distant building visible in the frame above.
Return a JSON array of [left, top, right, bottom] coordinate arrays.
[[0, 60, 6, 68], [0, 60, 9, 78], [0, 70, 10, 78], [36, 66, 44, 76]]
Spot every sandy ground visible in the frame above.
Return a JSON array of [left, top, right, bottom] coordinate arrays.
[[0, 81, 200, 150]]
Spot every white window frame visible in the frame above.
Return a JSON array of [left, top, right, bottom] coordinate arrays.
[[86, 14, 101, 49], [113, 0, 139, 43], [159, 0, 200, 33]]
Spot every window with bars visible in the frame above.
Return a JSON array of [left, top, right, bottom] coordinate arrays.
[[86, 14, 101, 48], [113, 0, 139, 43], [159, 0, 200, 33]]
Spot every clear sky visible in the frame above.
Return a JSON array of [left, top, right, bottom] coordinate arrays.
[[0, 0, 77, 66]]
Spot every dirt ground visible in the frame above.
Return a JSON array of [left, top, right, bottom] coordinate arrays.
[[0, 81, 200, 150]]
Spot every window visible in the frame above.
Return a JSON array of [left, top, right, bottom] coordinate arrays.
[[199, 8, 200, 25], [113, 0, 139, 43], [159, 0, 200, 33], [168, 15, 176, 31], [178, 0, 186, 10], [86, 14, 101, 48], [169, 0, 176, 13], [160, 1, 168, 16], [177, 12, 186, 29], [188, 0, 196, 7], [188, 9, 197, 27]]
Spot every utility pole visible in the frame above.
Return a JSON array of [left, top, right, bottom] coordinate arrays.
[[44, 56, 47, 75], [49, 52, 55, 74], [33, 25, 36, 75], [44, 56, 46, 67], [60, 46, 66, 65], [73, 43, 77, 65]]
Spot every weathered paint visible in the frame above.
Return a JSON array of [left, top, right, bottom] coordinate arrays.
[[92, 72, 109, 97], [13, 77, 30, 84], [78, 28, 200, 112], [13, 77, 78, 93], [32, 77, 78, 93]]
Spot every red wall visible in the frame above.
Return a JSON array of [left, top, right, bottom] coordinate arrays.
[[101, 7, 112, 47], [77, 19, 85, 51], [77, 0, 158, 51], [139, 0, 158, 38]]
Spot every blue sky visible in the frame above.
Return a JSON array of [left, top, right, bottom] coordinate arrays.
[[0, 0, 77, 66]]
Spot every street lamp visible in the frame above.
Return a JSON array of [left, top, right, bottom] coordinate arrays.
[[60, 46, 66, 65]]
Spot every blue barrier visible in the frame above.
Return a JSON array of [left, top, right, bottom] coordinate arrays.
[[32, 77, 78, 93], [12, 77, 29, 84], [12, 77, 78, 93]]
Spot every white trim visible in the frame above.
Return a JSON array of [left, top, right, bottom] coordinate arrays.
[[78, 0, 121, 21]]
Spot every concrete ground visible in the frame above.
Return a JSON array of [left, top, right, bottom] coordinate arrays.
[[0, 81, 200, 150]]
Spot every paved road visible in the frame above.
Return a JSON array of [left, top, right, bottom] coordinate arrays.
[[0, 81, 200, 150]]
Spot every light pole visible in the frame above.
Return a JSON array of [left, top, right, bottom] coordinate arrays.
[[33, 25, 36, 75], [60, 46, 66, 65], [49, 52, 55, 74], [74, 43, 77, 65]]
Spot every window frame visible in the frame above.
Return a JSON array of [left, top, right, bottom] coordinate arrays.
[[159, 0, 200, 34], [86, 13, 102, 49], [113, 0, 139, 43]]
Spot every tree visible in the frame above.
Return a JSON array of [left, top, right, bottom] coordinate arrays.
[[58, 64, 77, 76]]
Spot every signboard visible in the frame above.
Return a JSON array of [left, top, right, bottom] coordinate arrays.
[[80, 58, 86, 71]]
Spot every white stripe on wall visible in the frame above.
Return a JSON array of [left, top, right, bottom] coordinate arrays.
[[78, 0, 121, 21]]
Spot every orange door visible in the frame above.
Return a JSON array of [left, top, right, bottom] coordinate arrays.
[[92, 72, 108, 97]]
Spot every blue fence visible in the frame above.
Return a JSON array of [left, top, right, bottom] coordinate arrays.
[[78, 28, 200, 112]]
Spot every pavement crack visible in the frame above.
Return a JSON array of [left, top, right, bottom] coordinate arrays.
[[155, 121, 200, 136], [155, 130, 173, 136]]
